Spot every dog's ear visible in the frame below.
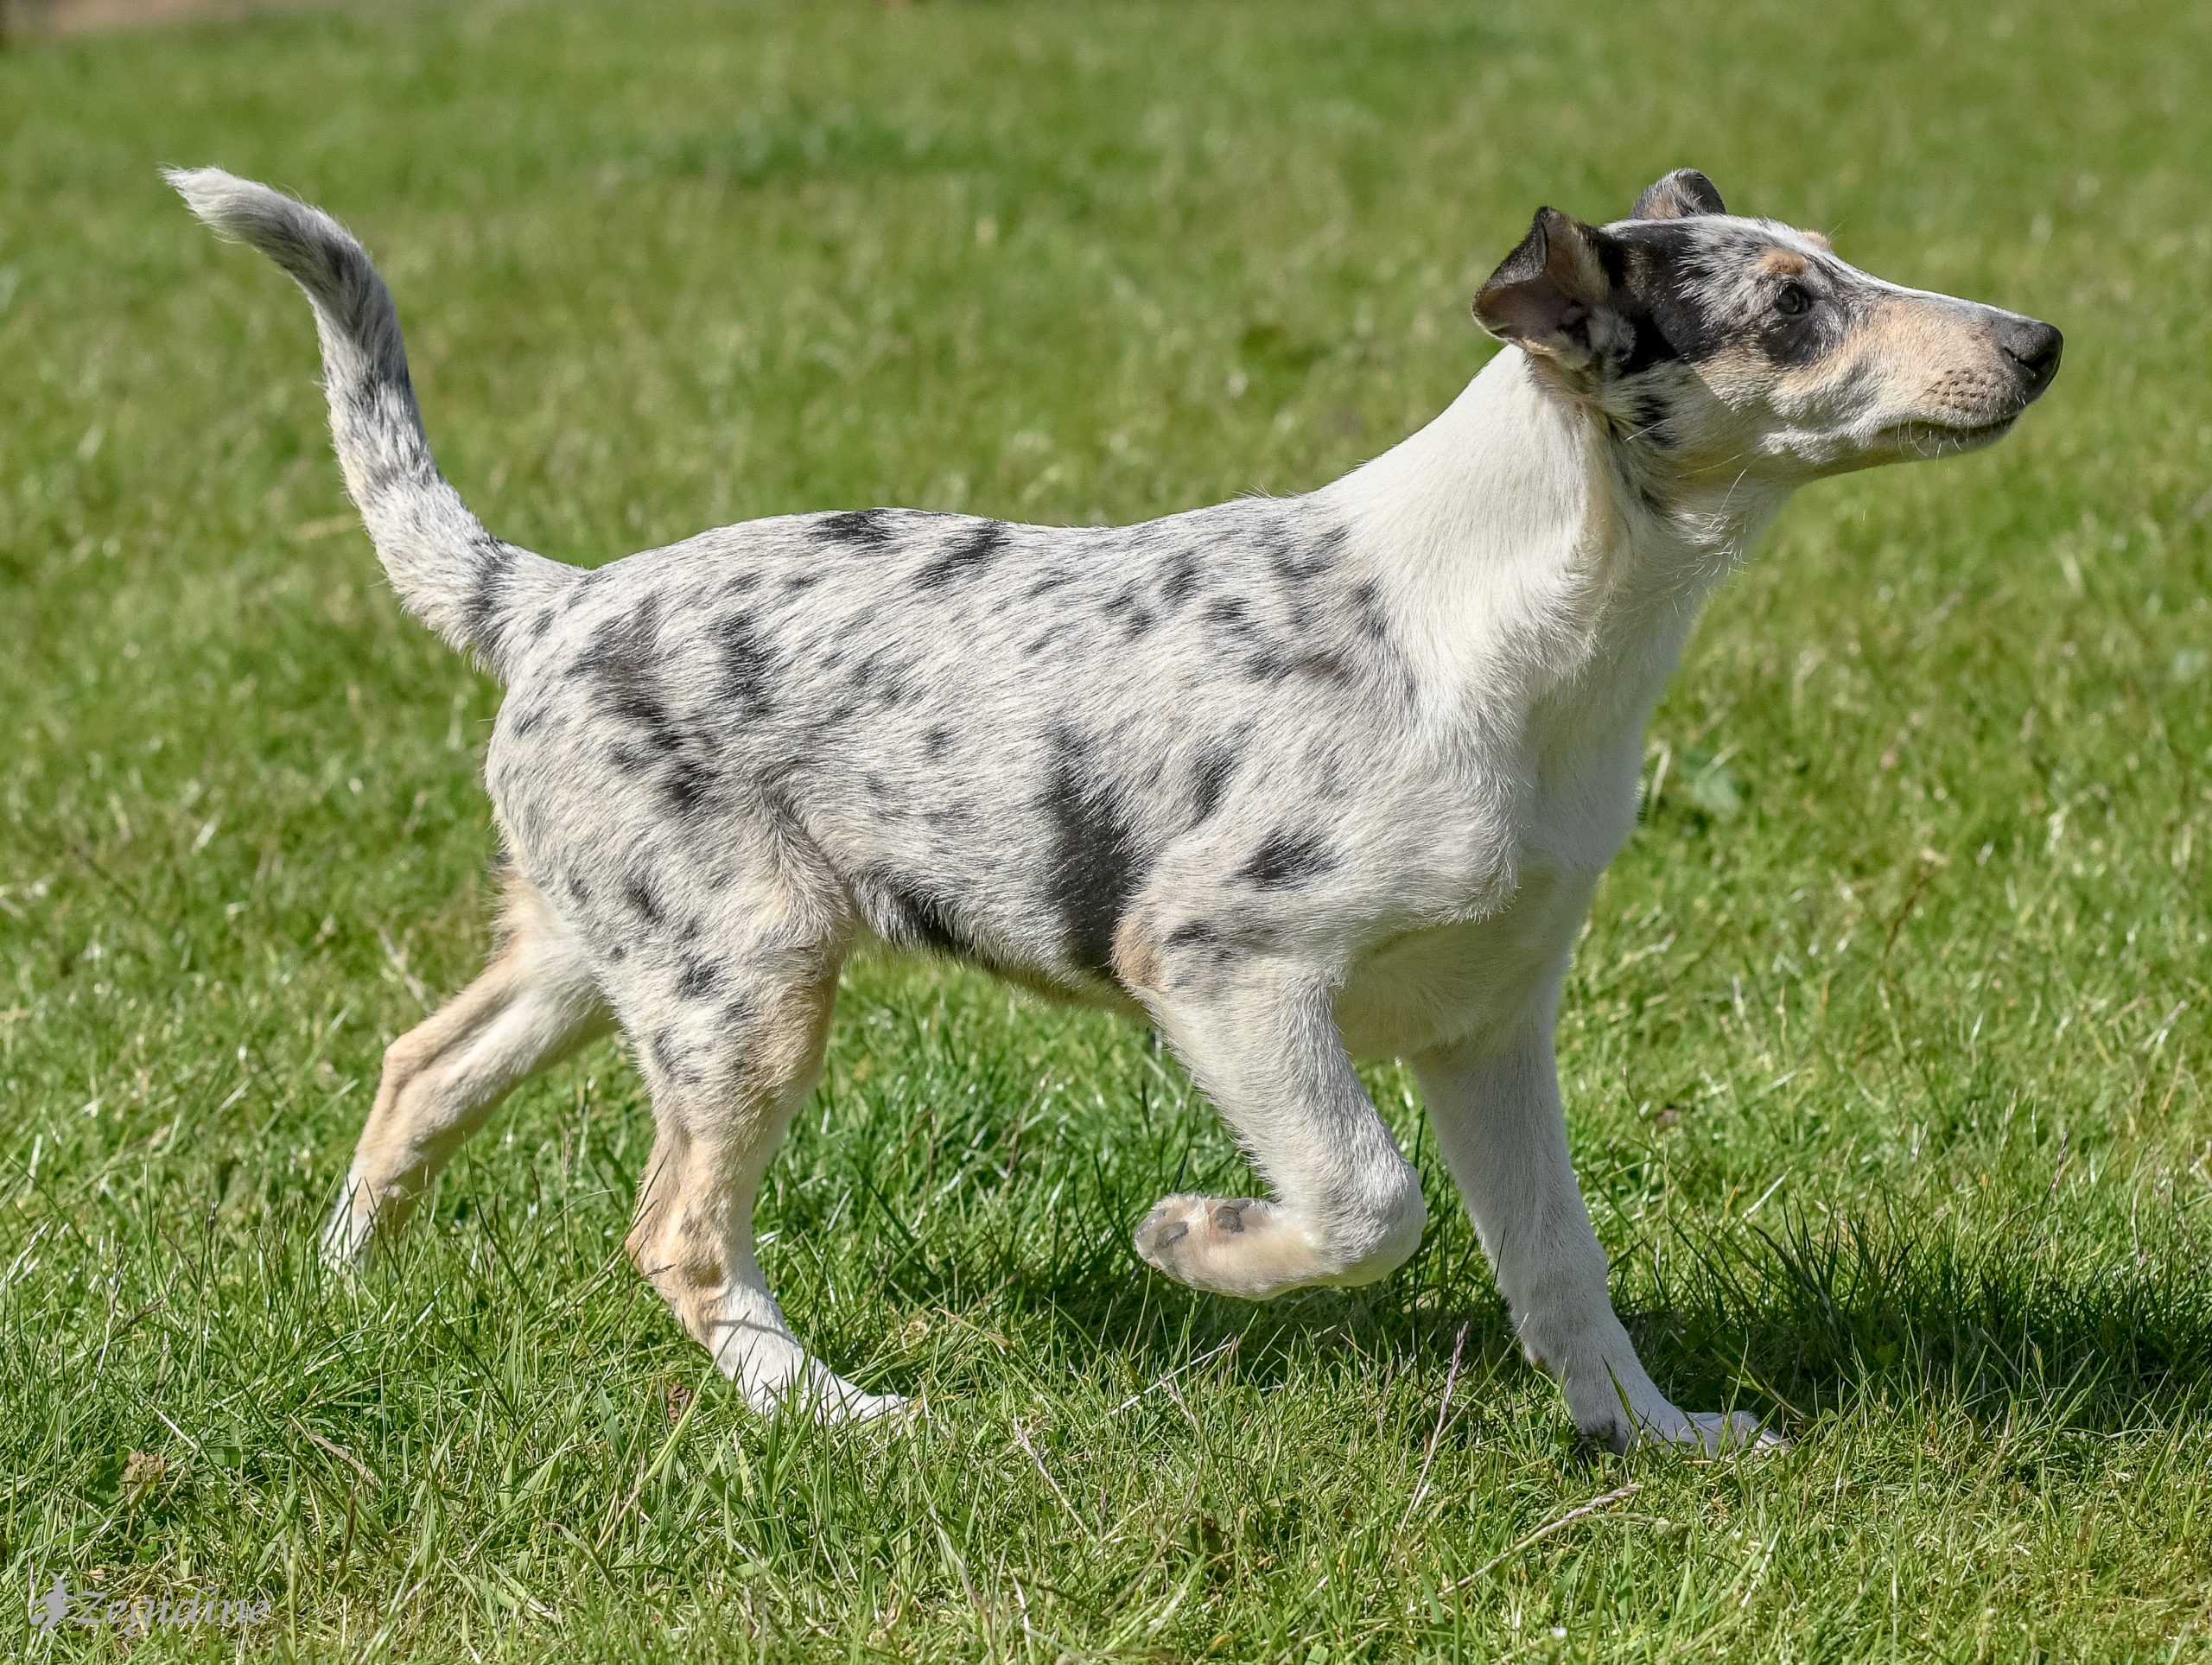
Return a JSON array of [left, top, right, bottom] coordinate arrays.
[[1632, 168, 1726, 220], [1472, 207, 1620, 366]]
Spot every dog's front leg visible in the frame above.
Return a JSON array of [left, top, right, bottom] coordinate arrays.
[[1414, 1006, 1781, 1453], [1126, 956, 1427, 1299]]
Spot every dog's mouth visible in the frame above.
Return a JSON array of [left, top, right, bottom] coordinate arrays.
[[1876, 412, 2020, 458]]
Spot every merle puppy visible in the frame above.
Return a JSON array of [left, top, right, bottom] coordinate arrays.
[[170, 167, 2058, 1449]]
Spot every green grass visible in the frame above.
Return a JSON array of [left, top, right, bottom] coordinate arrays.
[[4, 0, 2212, 1655]]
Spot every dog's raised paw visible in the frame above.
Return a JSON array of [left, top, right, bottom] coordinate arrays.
[[1134, 1193, 1325, 1299]]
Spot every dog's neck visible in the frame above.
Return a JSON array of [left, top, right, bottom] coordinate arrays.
[[1327, 347, 1789, 740]]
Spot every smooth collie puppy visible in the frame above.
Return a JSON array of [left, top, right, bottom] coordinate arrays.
[[171, 166, 2058, 1448]]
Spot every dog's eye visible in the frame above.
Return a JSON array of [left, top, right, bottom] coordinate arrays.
[[1775, 282, 1813, 317]]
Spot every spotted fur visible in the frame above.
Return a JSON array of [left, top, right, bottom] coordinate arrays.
[[172, 166, 2057, 1450]]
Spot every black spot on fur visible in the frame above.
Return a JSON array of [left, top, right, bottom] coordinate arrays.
[[853, 657, 914, 709], [575, 594, 653, 677], [1160, 549, 1202, 607], [924, 724, 955, 761], [712, 610, 776, 721], [1261, 520, 1340, 588], [1104, 586, 1156, 639], [1205, 595, 1249, 629], [1164, 919, 1219, 950], [662, 756, 716, 817], [579, 596, 690, 765], [869, 870, 974, 959], [1240, 829, 1335, 889], [622, 873, 665, 925], [1305, 520, 1351, 567], [1246, 643, 1349, 684], [648, 1027, 689, 1080], [815, 508, 898, 550], [1042, 728, 1149, 978], [1349, 578, 1391, 643], [1616, 384, 1673, 442], [675, 958, 721, 1000], [914, 519, 1008, 589], [1189, 744, 1237, 824]]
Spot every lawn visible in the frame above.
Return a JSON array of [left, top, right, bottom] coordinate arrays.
[[4, 0, 2212, 1656]]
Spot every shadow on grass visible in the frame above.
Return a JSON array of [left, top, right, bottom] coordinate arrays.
[[24, 1162, 2212, 1457], [1629, 1204, 2212, 1438], [859, 1198, 2212, 1440]]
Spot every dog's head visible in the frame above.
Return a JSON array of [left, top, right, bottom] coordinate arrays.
[[1473, 169, 2061, 484]]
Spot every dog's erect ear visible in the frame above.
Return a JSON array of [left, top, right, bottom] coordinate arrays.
[[1472, 207, 1619, 365], [1632, 168, 1726, 220]]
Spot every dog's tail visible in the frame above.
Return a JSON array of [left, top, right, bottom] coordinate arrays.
[[167, 168, 574, 677]]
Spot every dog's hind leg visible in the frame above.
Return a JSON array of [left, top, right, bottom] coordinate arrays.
[[324, 877, 610, 1263], [616, 925, 905, 1425], [1120, 949, 1427, 1300]]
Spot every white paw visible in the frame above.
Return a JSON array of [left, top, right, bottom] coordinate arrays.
[[320, 1187, 377, 1268], [803, 1380, 917, 1429], [1607, 1406, 1786, 1455]]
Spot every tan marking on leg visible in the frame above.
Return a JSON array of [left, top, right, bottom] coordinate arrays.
[[327, 877, 608, 1261], [624, 948, 906, 1425], [1109, 910, 1164, 995]]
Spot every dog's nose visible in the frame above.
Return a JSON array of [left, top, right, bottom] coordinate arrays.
[[1997, 317, 2063, 401]]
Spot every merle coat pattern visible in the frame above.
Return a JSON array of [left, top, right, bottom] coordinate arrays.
[[169, 166, 2059, 1449]]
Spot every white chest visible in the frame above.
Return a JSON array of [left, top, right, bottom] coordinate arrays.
[[1335, 860, 1601, 1060], [1334, 710, 1648, 1063]]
